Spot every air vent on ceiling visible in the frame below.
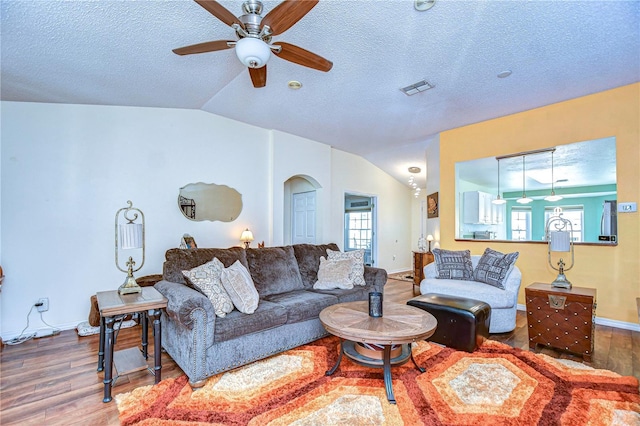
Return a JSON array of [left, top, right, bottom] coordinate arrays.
[[400, 80, 435, 96]]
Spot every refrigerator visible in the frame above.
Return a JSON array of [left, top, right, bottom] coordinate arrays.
[[599, 200, 617, 242]]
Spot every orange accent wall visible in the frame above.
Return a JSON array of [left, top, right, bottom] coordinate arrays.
[[440, 83, 640, 324]]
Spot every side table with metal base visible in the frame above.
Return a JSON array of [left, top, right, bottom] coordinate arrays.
[[96, 287, 167, 403], [320, 301, 437, 404]]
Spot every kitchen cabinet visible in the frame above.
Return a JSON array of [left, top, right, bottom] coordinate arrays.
[[463, 191, 505, 225], [463, 191, 492, 224]]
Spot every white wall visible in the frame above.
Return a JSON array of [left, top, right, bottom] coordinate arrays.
[[425, 136, 441, 246], [0, 101, 413, 338], [330, 150, 413, 273], [270, 130, 332, 246]]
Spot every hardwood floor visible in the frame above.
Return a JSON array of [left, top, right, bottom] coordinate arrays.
[[1, 278, 638, 425]]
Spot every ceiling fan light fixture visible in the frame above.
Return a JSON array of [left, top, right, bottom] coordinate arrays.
[[235, 37, 271, 68]]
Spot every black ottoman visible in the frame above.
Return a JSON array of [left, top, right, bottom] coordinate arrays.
[[407, 293, 491, 352]]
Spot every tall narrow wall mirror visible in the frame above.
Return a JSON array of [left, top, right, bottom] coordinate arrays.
[[178, 182, 243, 222], [455, 137, 617, 244]]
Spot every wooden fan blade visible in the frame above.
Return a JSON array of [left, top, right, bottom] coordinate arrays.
[[249, 66, 267, 88], [195, 0, 242, 27], [261, 0, 319, 36], [274, 42, 333, 72], [173, 40, 234, 56]]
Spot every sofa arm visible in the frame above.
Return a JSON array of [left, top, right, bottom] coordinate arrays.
[[154, 280, 215, 331], [503, 266, 522, 298], [364, 266, 387, 293]]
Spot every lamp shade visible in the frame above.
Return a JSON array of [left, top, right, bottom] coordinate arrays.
[[549, 230, 571, 252], [426, 234, 434, 241], [235, 37, 271, 68], [119, 223, 143, 249], [240, 228, 254, 243]]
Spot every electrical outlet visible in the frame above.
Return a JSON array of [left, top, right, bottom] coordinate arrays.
[[36, 297, 49, 313]]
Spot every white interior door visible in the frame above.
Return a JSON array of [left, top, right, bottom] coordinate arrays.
[[292, 191, 316, 244]]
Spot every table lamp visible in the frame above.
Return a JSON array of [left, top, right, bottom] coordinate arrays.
[[545, 208, 573, 289], [115, 200, 145, 294], [240, 228, 254, 249]]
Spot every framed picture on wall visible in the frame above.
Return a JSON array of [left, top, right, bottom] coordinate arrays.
[[427, 192, 439, 218]]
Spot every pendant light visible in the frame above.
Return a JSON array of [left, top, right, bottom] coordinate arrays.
[[492, 158, 507, 205], [544, 150, 563, 202], [517, 156, 533, 204]]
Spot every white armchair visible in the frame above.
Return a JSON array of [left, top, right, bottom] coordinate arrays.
[[420, 255, 522, 333]]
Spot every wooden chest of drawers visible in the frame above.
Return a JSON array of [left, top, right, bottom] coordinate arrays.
[[525, 282, 596, 361], [413, 251, 434, 286]]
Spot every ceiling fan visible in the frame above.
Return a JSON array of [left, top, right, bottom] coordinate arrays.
[[173, 0, 333, 88]]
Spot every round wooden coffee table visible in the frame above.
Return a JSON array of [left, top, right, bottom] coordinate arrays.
[[319, 300, 437, 404]]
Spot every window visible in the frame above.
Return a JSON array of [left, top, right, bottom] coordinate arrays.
[[511, 207, 531, 241], [545, 206, 584, 242], [345, 212, 372, 251]]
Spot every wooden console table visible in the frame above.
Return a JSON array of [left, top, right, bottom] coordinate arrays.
[[413, 251, 434, 288], [525, 282, 596, 361], [96, 286, 167, 402]]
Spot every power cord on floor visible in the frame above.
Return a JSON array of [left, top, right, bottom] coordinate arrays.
[[5, 304, 61, 345]]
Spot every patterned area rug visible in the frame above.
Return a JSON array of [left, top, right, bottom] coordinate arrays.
[[115, 337, 640, 425]]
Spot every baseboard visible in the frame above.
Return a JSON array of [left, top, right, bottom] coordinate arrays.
[[516, 304, 640, 332]]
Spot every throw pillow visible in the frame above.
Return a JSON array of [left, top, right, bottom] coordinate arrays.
[[326, 249, 366, 286], [473, 248, 520, 289], [182, 258, 234, 318], [220, 260, 259, 314], [432, 248, 474, 280], [313, 256, 355, 290]]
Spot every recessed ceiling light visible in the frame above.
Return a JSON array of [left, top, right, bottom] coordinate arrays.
[[288, 80, 302, 90], [408, 166, 421, 173], [415, 0, 436, 11], [401, 80, 434, 96], [497, 70, 512, 78]]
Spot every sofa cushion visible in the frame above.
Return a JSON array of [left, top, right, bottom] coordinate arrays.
[[313, 256, 355, 290], [293, 243, 340, 289], [163, 247, 248, 288], [433, 248, 474, 280], [473, 248, 519, 290], [245, 246, 305, 297], [326, 249, 366, 286], [263, 290, 338, 324], [220, 260, 259, 314], [310, 286, 372, 304], [421, 279, 516, 309], [182, 257, 234, 318], [213, 300, 288, 342]]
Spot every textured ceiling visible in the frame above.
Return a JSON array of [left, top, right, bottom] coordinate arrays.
[[2, 0, 639, 190]]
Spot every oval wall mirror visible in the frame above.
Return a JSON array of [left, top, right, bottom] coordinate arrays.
[[178, 182, 243, 222]]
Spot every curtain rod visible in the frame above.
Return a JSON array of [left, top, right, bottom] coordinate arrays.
[[496, 147, 555, 160]]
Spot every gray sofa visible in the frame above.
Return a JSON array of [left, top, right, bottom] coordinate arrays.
[[155, 243, 387, 387]]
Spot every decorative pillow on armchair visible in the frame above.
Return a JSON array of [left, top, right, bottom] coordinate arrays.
[[432, 248, 474, 280], [313, 256, 355, 290], [473, 248, 519, 289], [326, 249, 365, 286]]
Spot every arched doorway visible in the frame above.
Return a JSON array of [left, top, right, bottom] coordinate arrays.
[[283, 175, 322, 245]]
